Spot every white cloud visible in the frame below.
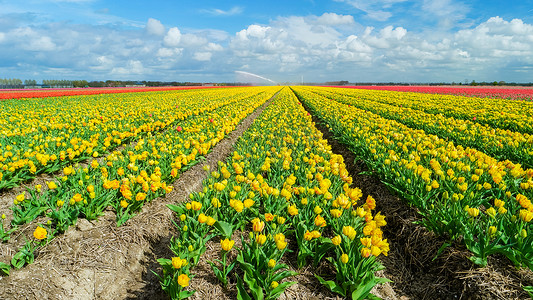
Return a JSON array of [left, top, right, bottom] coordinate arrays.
[[1, 11, 532, 83], [180, 33, 208, 48], [164, 27, 181, 47], [421, 0, 470, 28], [202, 6, 243, 16], [193, 52, 212, 61], [28, 36, 56, 51], [90, 55, 113, 71], [111, 60, 144, 75], [157, 47, 181, 58], [336, 0, 407, 21], [204, 42, 223, 51], [315, 13, 355, 26], [146, 18, 165, 36], [236, 25, 270, 40]]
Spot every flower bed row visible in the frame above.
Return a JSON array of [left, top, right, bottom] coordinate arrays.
[[292, 86, 533, 270], [0, 87, 279, 276], [323, 87, 533, 134], [158, 87, 389, 299], [302, 86, 533, 169], [0, 86, 221, 100], [335, 85, 533, 101], [0, 88, 253, 190]]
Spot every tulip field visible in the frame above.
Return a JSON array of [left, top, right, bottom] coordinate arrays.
[[335, 85, 533, 101], [0, 85, 532, 299]]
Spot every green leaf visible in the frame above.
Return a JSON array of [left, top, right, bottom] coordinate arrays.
[[166, 204, 184, 214], [269, 281, 296, 299], [314, 274, 346, 297], [469, 255, 488, 267], [433, 242, 451, 261], [243, 269, 264, 300], [156, 258, 172, 266], [522, 285, 533, 298], [213, 220, 234, 238], [271, 270, 298, 283], [178, 290, 195, 298], [366, 293, 384, 300], [0, 262, 10, 276], [236, 276, 253, 300], [350, 276, 391, 300]]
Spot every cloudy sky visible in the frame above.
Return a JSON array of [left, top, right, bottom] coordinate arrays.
[[1, 0, 532, 83]]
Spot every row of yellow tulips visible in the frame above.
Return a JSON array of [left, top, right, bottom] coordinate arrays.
[[159, 87, 389, 299], [292, 86, 532, 269], [0, 88, 253, 189], [302, 86, 533, 169], [0, 87, 280, 276], [320, 87, 533, 134]]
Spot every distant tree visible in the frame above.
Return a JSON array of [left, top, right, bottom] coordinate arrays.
[[87, 81, 105, 87], [72, 80, 89, 87], [24, 79, 37, 87]]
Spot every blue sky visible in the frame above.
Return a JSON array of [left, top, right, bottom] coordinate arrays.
[[1, 0, 532, 83]]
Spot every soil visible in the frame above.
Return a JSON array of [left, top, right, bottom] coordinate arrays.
[[1, 89, 532, 300]]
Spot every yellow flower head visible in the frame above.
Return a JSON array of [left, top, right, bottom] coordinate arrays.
[[330, 209, 342, 218], [244, 199, 255, 208], [467, 207, 479, 217], [206, 216, 216, 226], [275, 239, 287, 250], [311, 230, 321, 238], [177, 274, 190, 288], [486, 207, 496, 218], [16, 193, 25, 202], [252, 219, 265, 232], [46, 181, 57, 190], [220, 238, 235, 251], [341, 253, 349, 264], [494, 199, 504, 208], [331, 235, 342, 246], [488, 226, 497, 236], [365, 195, 376, 210], [314, 215, 326, 227], [519, 209, 533, 223], [342, 226, 357, 240], [361, 247, 372, 258], [264, 213, 275, 222], [172, 257, 186, 269], [256, 234, 267, 245], [120, 200, 128, 208], [191, 201, 202, 211], [211, 197, 221, 208], [198, 213, 208, 224], [33, 226, 47, 240], [304, 230, 313, 241], [268, 259, 276, 269], [288, 204, 298, 216]]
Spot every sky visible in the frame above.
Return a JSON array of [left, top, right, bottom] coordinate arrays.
[[0, 0, 532, 83]]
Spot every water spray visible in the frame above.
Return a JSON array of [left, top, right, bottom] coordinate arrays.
[[235, 71, 277, 85]]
